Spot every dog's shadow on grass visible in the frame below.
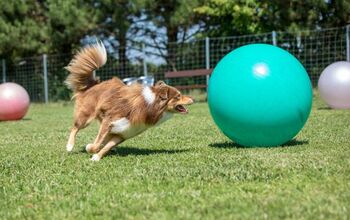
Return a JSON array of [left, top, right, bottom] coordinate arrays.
[[110, 146, 189, 157], [79, 146, 189, 157], [209, 139, 309, 149]]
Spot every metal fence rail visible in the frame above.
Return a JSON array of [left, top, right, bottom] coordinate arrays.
[[1, 26, 349, 102]]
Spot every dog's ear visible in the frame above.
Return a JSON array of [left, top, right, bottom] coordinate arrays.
[[155, 80, 166, 87], [158, 86, 168, 100], [155, 80, 168, 100]]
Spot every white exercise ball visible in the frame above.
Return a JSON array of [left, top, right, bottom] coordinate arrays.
[[318, 61, 350, 109]]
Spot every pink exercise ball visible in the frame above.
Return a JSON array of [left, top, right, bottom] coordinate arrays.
[[0, 83, 30, 121], [318, 61, 350, 109]]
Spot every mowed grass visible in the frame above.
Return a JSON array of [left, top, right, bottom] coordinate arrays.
[[0, 95, 350, 220]]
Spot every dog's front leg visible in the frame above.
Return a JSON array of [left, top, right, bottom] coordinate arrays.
[[91, 136, 123, 161], [86, 120, 111, 154]]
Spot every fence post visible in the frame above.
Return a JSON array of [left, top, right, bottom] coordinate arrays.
[[2, 59, 6, 83], [142, 43, 148, 76], [205, 37, 210, 90], [272, 31, 277, 46], [43, 54, 48, 103], [346, 25, 350, 62]]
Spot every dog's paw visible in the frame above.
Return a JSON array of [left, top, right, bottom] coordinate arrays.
[[66, 144, 74, 152], [85, 143, 94, 153], [90, 154, 101, 161]]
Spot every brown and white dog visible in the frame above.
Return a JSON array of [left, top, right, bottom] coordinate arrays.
[[65, 42, 194, 161]]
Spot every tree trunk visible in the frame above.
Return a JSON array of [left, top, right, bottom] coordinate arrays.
[[118, 35, 128, 77], [167, 26, 178, 71]]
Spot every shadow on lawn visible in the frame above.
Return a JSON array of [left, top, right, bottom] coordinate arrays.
[[317, 106, 332, 110], [110, 147, 189, 157], [80, 146, 189, 156], [209, 139, 309, 149], [0, 118, 31, 122], [209, 142, 245, 149], [281, 139, 309, 147]]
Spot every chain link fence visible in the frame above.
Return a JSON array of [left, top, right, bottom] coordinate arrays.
[[1, 26, 349, 102]]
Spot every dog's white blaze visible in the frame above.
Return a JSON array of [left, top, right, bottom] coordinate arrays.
[[111, 118, 131, 133], [111, 113, 173, 139], [142, 86, 155, 105], [111, 117, 150, 139], [122, 124, 150, 139]]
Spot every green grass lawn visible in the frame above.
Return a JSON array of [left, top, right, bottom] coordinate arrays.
[[0, 95, 349, 220]]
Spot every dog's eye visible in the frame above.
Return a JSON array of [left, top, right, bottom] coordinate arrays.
[[160, 95, 167, 101]]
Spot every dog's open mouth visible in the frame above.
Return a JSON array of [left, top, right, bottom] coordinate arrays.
[[175, 105, 188, 114]]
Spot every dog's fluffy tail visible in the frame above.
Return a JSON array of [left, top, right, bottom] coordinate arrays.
[[65, 41, 107, 93]]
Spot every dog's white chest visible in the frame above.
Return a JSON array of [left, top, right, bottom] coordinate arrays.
[[110, 113, 172, 139], [110, 118, 150, 139]]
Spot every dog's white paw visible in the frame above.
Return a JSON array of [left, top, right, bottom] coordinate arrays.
[[66, 144, 74, 152], [85, 143, 94, 153], [91, 154, 101, 161]]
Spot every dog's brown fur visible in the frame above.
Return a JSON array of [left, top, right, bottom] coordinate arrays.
[[65, 42, 193, 161]]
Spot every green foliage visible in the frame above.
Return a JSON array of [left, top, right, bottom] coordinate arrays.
[[194, 0, 350, 37], [46, 0, 97, 53], [320, 0, 350, 27], [260, 0, 328, 32], [145, 0, 203, 30], [195, 0, 263, 36], [0, 96, 350, 219], [1, 0, 348, 58], [92, 0, 146, 75], [47, 55, 72, 101], [0, 0, 96, 58], [0, 1, 48, 58], [142, 0, 204, 68]]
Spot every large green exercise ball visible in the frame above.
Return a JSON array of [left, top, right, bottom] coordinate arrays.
[[208, 44, 312, 147]]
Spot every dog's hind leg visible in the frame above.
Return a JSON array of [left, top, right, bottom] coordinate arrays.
[[66, 126, 79, 152], [66, 111, 94, 152], [91, 135, 123, 161]]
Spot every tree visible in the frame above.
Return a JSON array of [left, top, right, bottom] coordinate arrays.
[[0, 1, 48, 59], [258, 0, 327, 32], [321, 0, 350, 27], [92, 0, 146, 75], [194, 0, 350, 37], [0, 0, 98, 58], [143, 0, 204, 69], [194, 0, 264, 36], [46, 0, 98, 54]]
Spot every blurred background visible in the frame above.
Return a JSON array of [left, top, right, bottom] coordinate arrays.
[[0, 0, 349, 102]]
